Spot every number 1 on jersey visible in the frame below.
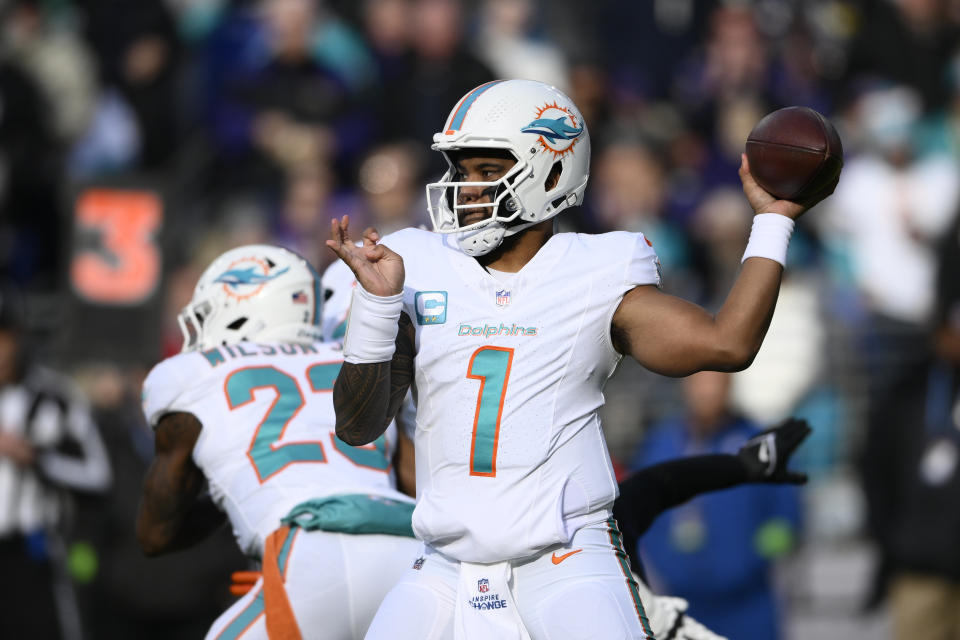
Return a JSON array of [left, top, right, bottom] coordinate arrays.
[[467, 346, 514, 477]]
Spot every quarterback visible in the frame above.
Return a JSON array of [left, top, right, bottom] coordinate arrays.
[[136, 245, 420, 639], [327, 80, 835, 639]]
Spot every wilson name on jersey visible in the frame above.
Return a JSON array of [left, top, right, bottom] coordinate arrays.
[[380, 228, 660, 562], [142, 341, 410, 557]]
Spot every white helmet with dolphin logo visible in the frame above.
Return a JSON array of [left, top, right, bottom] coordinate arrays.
[[427, 79, 591, 257], [178, 244, 324, 351]]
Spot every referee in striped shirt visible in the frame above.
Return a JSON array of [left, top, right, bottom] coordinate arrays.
[[0, 286, 110, 639]]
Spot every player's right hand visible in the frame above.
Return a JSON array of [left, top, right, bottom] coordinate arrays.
[[739, 154, 838, 221], [736, 417, 811, 484], [325, 215, 405, 296]]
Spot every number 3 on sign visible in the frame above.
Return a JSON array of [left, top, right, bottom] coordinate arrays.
[[71, 189, 162, 305], [467, 346, 514, 477]]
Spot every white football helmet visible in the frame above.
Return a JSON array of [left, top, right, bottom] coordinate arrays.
[[427, 79, 591, 256], [178, 245, 324, 351]]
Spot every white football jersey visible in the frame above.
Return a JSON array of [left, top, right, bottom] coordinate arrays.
[[142, 341, 411, 557], [379, 228, 660, 562]]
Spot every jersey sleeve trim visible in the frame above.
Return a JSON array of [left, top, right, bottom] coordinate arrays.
[[601, 232, 662, 361]]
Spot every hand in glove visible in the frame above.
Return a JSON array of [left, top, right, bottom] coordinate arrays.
[[736, 418, 811, 484]]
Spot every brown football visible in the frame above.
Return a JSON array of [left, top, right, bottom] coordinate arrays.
[[745, 106, 843, 202]]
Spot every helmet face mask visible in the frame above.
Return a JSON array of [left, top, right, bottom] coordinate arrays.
[[428, 150, 529, 232], [427, 79, 591, 257], [179, 245, 324, 352]]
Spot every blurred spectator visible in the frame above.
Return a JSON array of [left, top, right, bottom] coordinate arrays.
[[588, 136, 689, 271], [474, 0, 569, 91], [274, 162, 360, 271], [673, 5, 771, 131], [78, 0, 182, 169], [359, 0, 412, 106], [0, 285, 111, 640], [597, 0, 713, 100], [201, 0, 346, 193], [634, 371, 801, 640], [914, 48, 960, 157], [821, 85, 960, 395], [860, 214, 960, 640], [0, 57, 63, 289], [379, 0, 494, 172], [671, 5, 778, 200], [356, 141, 430, 232], [845, 0, 960, 110], [2, 0, 97, 144]]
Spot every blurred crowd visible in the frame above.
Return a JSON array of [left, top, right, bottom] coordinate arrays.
[[2, 0, 960, 638]]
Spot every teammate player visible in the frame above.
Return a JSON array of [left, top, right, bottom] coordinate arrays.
[[327, 79, 835, 639], [135, 245, 421, 639]]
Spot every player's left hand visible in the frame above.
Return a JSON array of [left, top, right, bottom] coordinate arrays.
[[736, 417, 811, 484], [739, 154, 838, 221], [325, 215, 404, 296]]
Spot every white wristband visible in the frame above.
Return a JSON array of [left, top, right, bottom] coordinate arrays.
[[342, 285, 404, 364], [741, 213, 795, 267]]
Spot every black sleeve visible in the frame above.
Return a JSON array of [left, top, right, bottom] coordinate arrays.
[[614, 454, 749, 578]]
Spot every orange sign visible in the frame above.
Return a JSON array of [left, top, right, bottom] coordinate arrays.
[[71, 188, 162, 306]]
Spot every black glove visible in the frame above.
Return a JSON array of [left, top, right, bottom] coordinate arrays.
[[736, 417, 811, 484]]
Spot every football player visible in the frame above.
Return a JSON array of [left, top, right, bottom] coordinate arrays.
[[136, 245, 421, 639], [327, 79, 835, 639], [321, 260, 815, 640]]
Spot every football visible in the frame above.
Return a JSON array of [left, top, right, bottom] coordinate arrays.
[[745, 106, 843, 202]]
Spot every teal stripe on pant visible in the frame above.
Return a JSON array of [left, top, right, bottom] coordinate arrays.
[[606, 518, 656, 639], [276, 527, 299, 579], [218, 587, 265, 639]]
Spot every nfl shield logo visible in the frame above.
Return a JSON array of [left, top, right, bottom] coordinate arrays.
[[412, 556, 425, 570], [495, 289, 511, 307], [478, 578, 490, 593]]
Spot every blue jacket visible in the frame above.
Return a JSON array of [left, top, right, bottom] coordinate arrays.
[[632, 415, 801, 640]]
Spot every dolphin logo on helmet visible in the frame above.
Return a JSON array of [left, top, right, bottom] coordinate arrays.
[[215, 266, 290, 289], [178, 245, 322, 352], [520, 116, 584, 143]]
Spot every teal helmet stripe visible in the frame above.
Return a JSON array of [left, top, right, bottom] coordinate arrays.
[[445, 80, 505, 133]]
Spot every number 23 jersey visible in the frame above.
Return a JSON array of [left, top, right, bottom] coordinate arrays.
[[141, 342, 409, 557], [380, 228, 660, 563]]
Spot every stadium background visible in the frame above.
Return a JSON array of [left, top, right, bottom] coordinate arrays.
[[2, 0, 959, 637]]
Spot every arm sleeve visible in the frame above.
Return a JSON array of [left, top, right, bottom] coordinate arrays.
[[614, 454, 750, 579], [614, 454, 750, 539], [623, 233, 662, 291], [141, 354, 204, 428]]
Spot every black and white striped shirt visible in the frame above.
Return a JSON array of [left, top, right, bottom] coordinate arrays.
[[0, 366, 110, 537]]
